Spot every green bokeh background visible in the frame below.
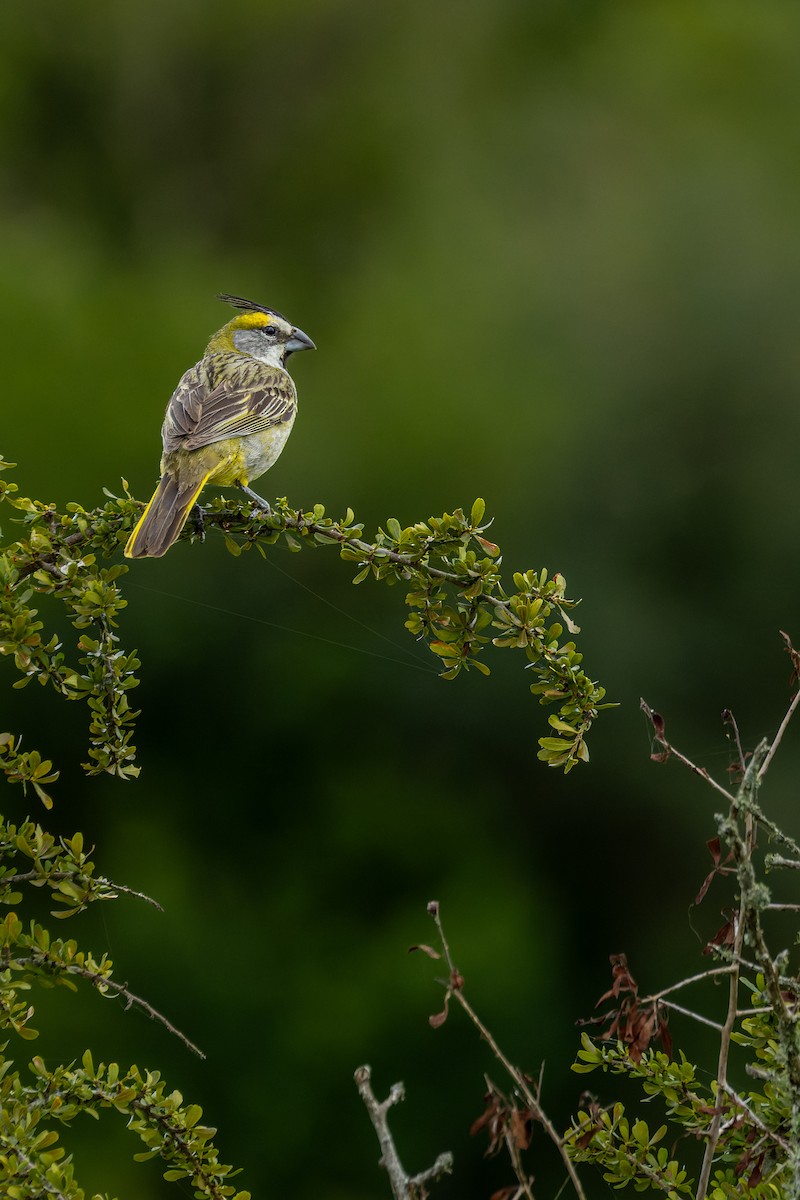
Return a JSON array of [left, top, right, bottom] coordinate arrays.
[[4, 3, 800, 1197]]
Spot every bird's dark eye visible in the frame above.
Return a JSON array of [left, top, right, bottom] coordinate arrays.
[[264, 325, 278, 337]]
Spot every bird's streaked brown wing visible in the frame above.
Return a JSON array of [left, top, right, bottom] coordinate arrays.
[[161, 353, 297, 455]]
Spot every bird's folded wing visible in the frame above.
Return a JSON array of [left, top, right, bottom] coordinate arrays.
[[162, 355, 296, 454]]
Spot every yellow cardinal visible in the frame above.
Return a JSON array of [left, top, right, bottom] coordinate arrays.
[[125, 293, 315, 559]]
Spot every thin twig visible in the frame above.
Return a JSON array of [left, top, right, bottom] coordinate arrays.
[[721, 709, 746, 776], [640, 700, 736, 805], [696, 752, 762, 1200], [354, 1065, 453, 1200], [663, 744, 737, 804], [427, 902, 587, 1200], [5, 870, 163, 910], [641, 965, 733, 1003], [13, 954, 203, 1058], [657, 998, 724, 1033], [640, 966, 734, 1034], [695, 918, 744, 1198], [719, 1083, 793, 1155], [758, 687, 800, 782], [227, 507, 528, 622]]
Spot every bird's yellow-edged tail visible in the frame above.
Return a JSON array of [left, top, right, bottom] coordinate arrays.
[[124, 468, 211, 559]]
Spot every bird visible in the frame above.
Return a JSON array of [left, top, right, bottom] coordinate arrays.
[[124, 293, 315, 559]]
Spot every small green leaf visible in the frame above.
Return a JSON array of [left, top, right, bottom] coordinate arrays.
[[632, 1119, 649, 1146], [32, 783, 54, 809], [548, 716, 576, 734], [429, 642, 460, 658], [538, 736, 575, 752]]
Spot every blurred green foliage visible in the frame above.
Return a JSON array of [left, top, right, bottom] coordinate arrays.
[[3, 2, 800, 1197]]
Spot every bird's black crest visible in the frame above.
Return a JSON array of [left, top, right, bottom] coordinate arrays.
[[217, 293, 287, 322]]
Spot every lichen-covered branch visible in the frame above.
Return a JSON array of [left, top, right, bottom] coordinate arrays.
[[354, 1065, 453, 1200]]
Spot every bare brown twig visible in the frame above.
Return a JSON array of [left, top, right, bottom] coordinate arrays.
[[641, 965, 734, 1004], [758, 688, 800, 782], [640, 699, 737, 805], [424, 900, 588, 1200], [655, 998, 724, 1034]]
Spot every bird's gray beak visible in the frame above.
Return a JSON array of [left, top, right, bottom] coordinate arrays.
[[286, 326, 316, 354]]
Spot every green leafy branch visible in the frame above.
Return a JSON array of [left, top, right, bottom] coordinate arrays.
[[0, 768, 248, 1194], [0, 732, 60, 810], [0, 858, 202, 1056], [2, 1051, 249, 1200], [0, 456, 611, 775], [0, 814, 160, 914], [203, 492, 610, 769], [0, 460, 139, 779], [565, 1093, 692, 1197], [0, 455, 610, 1196]]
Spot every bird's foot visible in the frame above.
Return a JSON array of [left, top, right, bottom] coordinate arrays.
[[190, 503, 206, 542], [239, 483, 271, 514]]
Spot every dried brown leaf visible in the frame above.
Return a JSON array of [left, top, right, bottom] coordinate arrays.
[[409, 943, 441, 960], [703, 912, 735, 956], [510, 1107, 532, 1151], [780, 630, 800, 685], [695, 837, 734, 906], [469, 1099, 499, 1140], [429, 992, 450, 1028], [640, 699, 665, 738]]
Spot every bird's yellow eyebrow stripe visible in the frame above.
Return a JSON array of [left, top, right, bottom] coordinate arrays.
[[230, 312, 272, 329]]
